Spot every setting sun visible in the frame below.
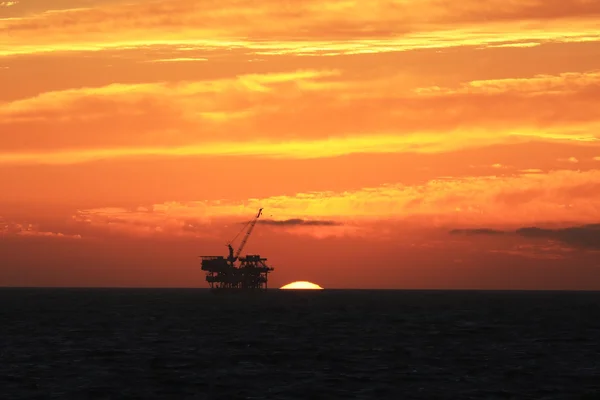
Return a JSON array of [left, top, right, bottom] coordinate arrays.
[[280, 281, 324, 290]]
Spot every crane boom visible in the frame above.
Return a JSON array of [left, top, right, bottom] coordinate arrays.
[[233, 208, 263, 260]]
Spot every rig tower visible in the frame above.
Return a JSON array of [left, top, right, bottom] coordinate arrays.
[[200, 208, 274, 292]]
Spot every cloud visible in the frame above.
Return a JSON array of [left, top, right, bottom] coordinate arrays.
[[489, 243, 575, 260], [258, 218, 340, 226], [0, 220, 81, 239], [72, 203, 217, 239], [558, 157, 580, 163], [1, 0, 600, 57], [4, 166, 599, 245], [415, 71, 600, 95], [0, 134, 536, 165], [1, 69, 599, 164], [450, 223, 600, 250], [516, 224, 600, 250], [72, 203, 350, 239], [449, 228, 505, 236], [145, 57, 208, 63], [65, 168, 600, 242]]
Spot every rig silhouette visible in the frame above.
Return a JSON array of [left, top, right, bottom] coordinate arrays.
[[200, 208, 274, 292]]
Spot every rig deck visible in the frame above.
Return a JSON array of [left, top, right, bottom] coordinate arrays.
[[200, 254, 274, 291]]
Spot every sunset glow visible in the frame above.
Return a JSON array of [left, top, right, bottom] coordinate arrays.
[[1, 0, 599, 290]]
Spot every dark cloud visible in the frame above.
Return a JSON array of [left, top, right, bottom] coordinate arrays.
[[516, 224, 600, 250], [258, 218, 340, 227], [449, 228, 506, 235], [450, 223, 600, 250]]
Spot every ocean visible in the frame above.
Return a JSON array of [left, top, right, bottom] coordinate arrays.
[[1, 288, 599, 399]]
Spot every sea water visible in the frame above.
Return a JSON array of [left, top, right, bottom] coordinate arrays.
[[1, 288, 599, 399]]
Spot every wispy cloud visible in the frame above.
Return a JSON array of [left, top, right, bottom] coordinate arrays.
[[0, 220, 81, 239], [66, 168, 600, 241], [258, 218, 340, 226], [415, 71, 600, 95], [144, 57, 208, 63], [1, 0, 599, 57], [1, 69, 599, 164], [490, 243, 575, 260], [558, 157, 580, 163]]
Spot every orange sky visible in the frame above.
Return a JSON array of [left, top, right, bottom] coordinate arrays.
[[1, 0, 599, 289]]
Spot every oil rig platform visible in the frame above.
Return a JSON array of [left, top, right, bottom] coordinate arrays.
[[200, 208, 274, 292]]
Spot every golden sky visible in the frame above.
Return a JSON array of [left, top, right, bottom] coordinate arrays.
[[1, 0, 599, 289]]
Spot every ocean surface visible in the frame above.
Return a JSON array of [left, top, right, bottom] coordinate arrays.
[[1, 288, 599, 399]]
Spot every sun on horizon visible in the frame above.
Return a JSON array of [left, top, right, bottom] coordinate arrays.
[[280, 281, 324, 290]]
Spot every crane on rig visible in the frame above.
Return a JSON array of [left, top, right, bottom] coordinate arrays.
[[227, 208, 263, 265]]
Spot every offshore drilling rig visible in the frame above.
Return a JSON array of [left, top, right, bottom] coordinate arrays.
[[199, 208, 274, 292]]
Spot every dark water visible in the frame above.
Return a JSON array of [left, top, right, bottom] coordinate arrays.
[[1, 289, 600, 399]]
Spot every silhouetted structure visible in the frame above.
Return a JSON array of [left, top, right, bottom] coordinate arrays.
[[200, 208, 274, 292]]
